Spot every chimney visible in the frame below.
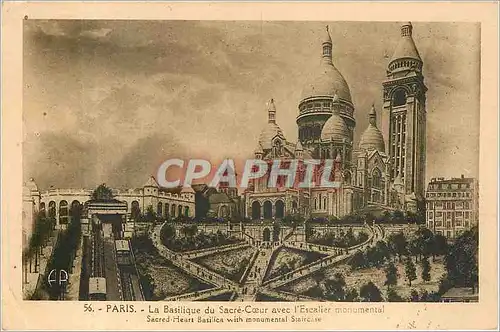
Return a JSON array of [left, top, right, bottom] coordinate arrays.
[[461, 174, 464, 179]]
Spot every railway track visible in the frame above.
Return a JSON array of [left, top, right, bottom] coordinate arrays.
[[92, 230, 105, 278]]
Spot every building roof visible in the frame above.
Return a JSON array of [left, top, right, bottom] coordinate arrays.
[[181, 186, 195, 194], [208, 192, 234, 204], [143, 176, 159, 188], [359, 125, 385, 153], [359, 105, 385, 153], [258, 122, 285, 151], [429, 176, 475, 184], [441, 287, 478, 300], [301, 28, 352, 103], [25, 178, 39, 192], [321, 111, 350, 141], [390, 22, 422, 63]]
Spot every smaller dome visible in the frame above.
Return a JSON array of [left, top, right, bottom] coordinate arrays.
[[254, 143, 264, 154], [25, 178, 39, 192], [359, 125, 385, 153], [258, 123, 283, 150], [181, 186, 195, 194], [295, 140, 303, 151], [321, 113, 349, 141]]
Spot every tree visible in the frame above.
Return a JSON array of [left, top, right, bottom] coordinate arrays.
[[365, 212, 376, 224], [160, 224, 176, 245], [388, 232, 408, 262], [409, 289, 420, 302], [444, 226, 478, 291], [375, 241, 391, 262], [387, 289, 404, 302], [408, 237, 420, 263], [349, 250, 367, 270], [433, 234, 448, 257], [392, 210, 405, 224], [359, 281, 382, 302], [405, 257, 417, 286], [415, 227, 434, 260], [91, 183, 114, 201], [345, 288, 359, 302], [324, 273, 346, 301], [421, 257, 431, 282], [144, 205, 156, 223], [384, 262, 398, 290], [311, 270, 325, 287]]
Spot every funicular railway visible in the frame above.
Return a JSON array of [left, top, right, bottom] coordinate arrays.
[[84, 200, 144, 301]]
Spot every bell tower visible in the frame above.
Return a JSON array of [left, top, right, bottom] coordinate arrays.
[[382, 22, 427, 205]]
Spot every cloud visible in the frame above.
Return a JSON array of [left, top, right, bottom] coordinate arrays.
[[80, 28, 113, 39], [23, 20, 481, 189]]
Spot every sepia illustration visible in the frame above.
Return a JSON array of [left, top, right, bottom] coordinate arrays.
[[22, 20, 480, 304]]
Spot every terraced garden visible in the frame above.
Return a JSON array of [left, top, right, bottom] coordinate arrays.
[[280, 258, 446, 301], [131, 235, 214, 300], [264, 247, 327, 282], [192, 246, 258, 283]]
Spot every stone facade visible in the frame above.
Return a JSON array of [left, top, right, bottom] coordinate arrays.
[[425, 175, 479, 239], [245, 23, 427, 220]]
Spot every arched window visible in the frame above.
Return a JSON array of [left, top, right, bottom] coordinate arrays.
[[40, 202, 46, 217], [184, 206, 190, 217], [157, 202, 163, 216], [393, 89, 407, 107], [48, 201, 56, 218], [59, 200, 68, 224], [323, 197, 327, 210], [344, 171, 352, 185], [263, 201, 272, 219], [372, 168, 382, 188], [164, 203, 169, 217], [275, 200, 285, 219], [251, 201, 261, 220], [131, 201, 140, 220], [314, 198, 318, 210], [171, 204, 176, 218]]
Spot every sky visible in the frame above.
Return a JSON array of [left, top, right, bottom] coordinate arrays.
[[23, 20, 480, 191]]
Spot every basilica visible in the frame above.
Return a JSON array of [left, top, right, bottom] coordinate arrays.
[[243, 22, 427, 220]]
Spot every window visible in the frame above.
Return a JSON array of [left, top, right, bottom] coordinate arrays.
[[465, 211, 470, 219], [429, 212, 434, 219], [436, 212, 443, 218], [452, 193, 457, 197], [393, 89, 407, 106], [447, 212, 452, 219]]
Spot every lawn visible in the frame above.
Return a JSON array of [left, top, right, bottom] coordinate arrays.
[[264, 247, 327, 282], [131, 235, 214, 300], [193, 246, 257, 282], [281, 256, 446, 301]]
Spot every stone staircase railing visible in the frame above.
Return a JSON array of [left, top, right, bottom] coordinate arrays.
[[152, 224, 238, 289], [239, 249, 260, 285], [263, 229, 376, 289], [283, 241, 345, 256], [163, 287, 228, 301], [181, 242, 249, 260]]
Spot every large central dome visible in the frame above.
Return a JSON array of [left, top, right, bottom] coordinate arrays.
[[301, 63, 352, 102], [301, 27, 352, 103]]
